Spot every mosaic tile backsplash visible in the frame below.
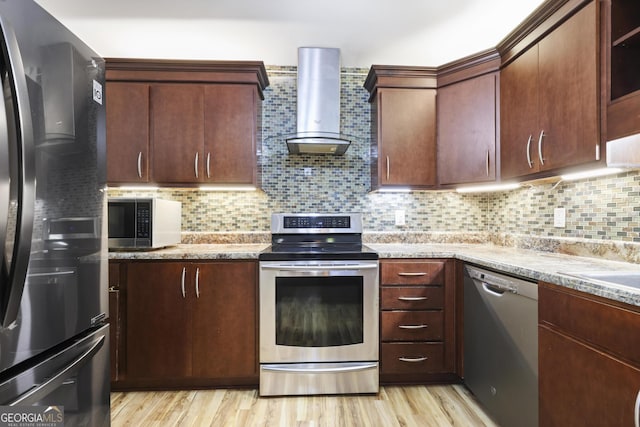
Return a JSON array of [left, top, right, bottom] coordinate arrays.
[[109, 66, 640, 247]]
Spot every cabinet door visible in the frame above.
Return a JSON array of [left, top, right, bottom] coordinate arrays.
[[500, 46, 540, 179], [539, 325, 640, 426], [204, 85, 256, 184], [106, 82, 150, 183], [378, 88, 437, 187], [538, 1, 599, 170], [126, 262, 192, 379], [437, 73, 497, 185], [191, 262, 257, 379], [151, 84, 204, 184]]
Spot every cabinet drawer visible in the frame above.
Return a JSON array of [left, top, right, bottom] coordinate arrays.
[[381, 286, 443, 310], [381, 261, 444, 285], [381, 311, 443, 341], [381, 343, 445, 374], [539, 282, 640, 365]]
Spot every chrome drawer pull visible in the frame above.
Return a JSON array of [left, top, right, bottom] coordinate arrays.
[[399, 356, 428, 363], [398, 324, 428, 329], [398, 296, 428, 301], [397, 272, 428, 277]]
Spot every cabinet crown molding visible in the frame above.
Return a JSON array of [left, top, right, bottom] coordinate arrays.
[[105, 58, 270, 99]]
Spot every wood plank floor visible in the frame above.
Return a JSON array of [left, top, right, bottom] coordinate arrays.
[[111, 385, 498, 426]]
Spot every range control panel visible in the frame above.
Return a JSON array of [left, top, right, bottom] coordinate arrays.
[[283, 215, 350, 229], [271, 213, 363, 234]]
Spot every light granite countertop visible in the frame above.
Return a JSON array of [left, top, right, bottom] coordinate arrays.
[[108, 244, 270, 260], [109, 242, 640, 307]]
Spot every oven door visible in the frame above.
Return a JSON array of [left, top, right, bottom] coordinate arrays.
[[259, 260, 379, 364]]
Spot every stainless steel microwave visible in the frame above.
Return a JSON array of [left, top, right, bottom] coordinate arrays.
[[108, 198, 181, 250]]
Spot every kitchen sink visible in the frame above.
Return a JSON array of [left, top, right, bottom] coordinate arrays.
[[560, 271, 640, 291]]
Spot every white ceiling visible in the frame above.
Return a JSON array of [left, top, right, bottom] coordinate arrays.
[[34, 0, 546, 67]]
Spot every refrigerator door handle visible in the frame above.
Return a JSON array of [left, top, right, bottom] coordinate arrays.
[[9, 334, 105, 406], [0, 57, 9, 274], [0, 17, 36, 328]]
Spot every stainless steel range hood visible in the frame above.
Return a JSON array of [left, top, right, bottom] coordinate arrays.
[[285, 47, 353, 155]]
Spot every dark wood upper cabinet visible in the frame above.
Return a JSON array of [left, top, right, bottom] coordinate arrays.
[[106, 82, 150, 183], [105, 59, 268, 186], [365, 66, 437, 190], [605, 0, 640, 140], [437, 50, 499, 186], [204, 84, 257, 184], [500, 0, 600, 180], [151, 84, 205, 184]]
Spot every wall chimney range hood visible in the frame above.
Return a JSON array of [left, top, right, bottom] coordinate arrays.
[[285, 47, 353, 155]]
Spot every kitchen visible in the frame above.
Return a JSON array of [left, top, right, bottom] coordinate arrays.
[[2, 0, 640, 425]]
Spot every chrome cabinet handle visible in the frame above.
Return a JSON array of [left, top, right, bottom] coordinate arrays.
[[181, 267, 186, 298], [538, 130, 545, 166], [398, 272, 428, 277], [386, 156, 390, 181], [206, 153, 211, 178], [526, 135, 533, 168], [634, 388, 639, 427], [137, 152, 143, 178], [398, 356, 428, 363], [194, 152, 199, 178], [486, 149, 490, 176], [398, 296, 428, 301], [195, 267, 200, 299], [398, 324, 428, 329]]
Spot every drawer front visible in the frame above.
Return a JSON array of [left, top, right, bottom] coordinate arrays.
[[381, 286, 444, 310], [381, 311, 443, 341], [539, 282, 640, 365], [381, 342, 445, 374], [381, 261, 445, 285]]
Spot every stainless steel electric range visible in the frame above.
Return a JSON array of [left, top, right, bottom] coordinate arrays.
[[258, 213, 379, 396]]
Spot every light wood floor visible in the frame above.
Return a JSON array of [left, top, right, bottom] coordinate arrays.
[[111, 385, 498, 426]]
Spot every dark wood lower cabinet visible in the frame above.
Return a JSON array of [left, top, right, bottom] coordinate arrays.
[[113, 259, 258, 390], [539, 325, 640, 426], [379, 259, 459, 384], [539, 282, 640, 426]]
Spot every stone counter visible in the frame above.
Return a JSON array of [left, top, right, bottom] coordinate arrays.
[[371, 243, 640, 307], [108, 244, 270, 260], [109, 242, 640, 307]]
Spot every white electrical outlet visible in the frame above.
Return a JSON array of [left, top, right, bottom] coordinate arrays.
[[554, 208, 566, 228], [395, 210, 406, 226]]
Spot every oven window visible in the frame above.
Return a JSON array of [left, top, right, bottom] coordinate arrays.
[[275, 276, 364, 347]]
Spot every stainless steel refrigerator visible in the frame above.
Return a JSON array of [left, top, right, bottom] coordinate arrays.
[[0, 0, 109, 425]]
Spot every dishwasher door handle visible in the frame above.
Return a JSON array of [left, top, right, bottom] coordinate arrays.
[[482, 282, 512, 296]]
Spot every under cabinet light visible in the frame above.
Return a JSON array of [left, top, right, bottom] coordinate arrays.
[[456, 183, 520, 193], [199, 185, 257, 192], [560, 167, 624, 181], [109, 185, 159, 191], [374, 187, 412, 193]]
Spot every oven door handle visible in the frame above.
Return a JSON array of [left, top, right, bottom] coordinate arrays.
[[261, 363, 378, 373], [261, 263, 379, 271]]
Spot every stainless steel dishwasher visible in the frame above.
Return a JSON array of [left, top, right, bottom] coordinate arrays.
[[464, 264, 538, 427]]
